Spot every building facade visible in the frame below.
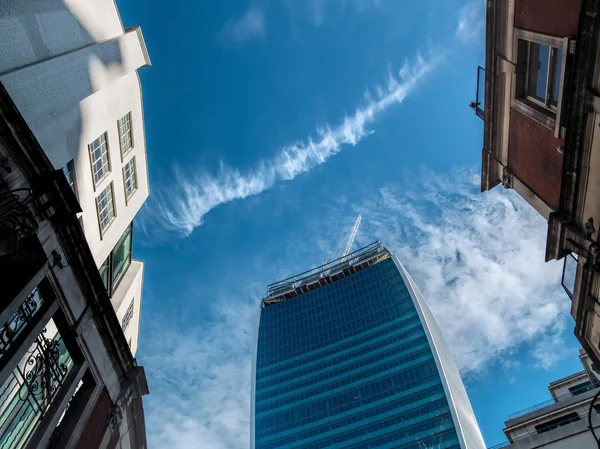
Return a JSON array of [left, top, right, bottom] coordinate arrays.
[[477, 0, 600, 367], [490, 350, 600, 449], [0, 1, 150, 448], [252, 243, 485, 449], [0, 0, 150, 356]]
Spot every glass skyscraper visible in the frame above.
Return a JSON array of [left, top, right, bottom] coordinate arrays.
[[252, 242, 485, 449]]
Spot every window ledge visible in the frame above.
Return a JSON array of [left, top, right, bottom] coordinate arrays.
[[121, 146, 134, 162], [511, 98, 556, 131], [125, 189, 138, 205], [93, 173, 112, 193]]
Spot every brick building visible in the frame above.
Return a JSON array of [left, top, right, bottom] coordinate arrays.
[[478, 0, 600, 367]]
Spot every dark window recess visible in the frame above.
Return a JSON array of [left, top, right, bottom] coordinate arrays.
[[122, 301, 134, 331], [62, 159, 77, 196], [99, 223, 133, 297], [535, 413, 580, 434], [569, 381, 593, 396], [593, 405, 600, 414]]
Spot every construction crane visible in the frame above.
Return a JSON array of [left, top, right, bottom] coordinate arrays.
[[327, 215, 362, 263]]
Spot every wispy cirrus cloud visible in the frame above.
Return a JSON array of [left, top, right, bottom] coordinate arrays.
[[217, 7, 266, 44], [143, 54, 437, 238], [353, 168, 573, 374], [455, 0, 485, 45], [303, 0, 381, 26], [142, 169, 574, 448]]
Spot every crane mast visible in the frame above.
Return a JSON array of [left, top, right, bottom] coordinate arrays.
[[342, 215, 362, 260]]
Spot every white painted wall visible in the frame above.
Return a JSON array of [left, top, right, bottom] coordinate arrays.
[[507, 403, 592, 440], [0, 0, 122, 76], [112, 260, 144, 357], [549, 374, 589, 399], [0, 0, 149, 360]]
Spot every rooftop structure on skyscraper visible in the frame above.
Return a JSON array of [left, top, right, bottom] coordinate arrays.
[[252, 242, 485, 449]]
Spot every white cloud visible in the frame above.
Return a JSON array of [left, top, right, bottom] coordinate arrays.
[[143, 300, 256, 449], [142, 169, 575, 449], [352, 168, 574, 374], [144, 54, 436, 238], [456, 0, 485, 45], [218, 7, 266, 44]]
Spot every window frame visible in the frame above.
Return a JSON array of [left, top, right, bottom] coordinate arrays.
[[524, 42, 561, 111], [512, 28, 570, 138], [62, 159, 78, 200], [95, 182, 116, 237], [117, 113, 134, 160], [121, 300, 134, 332], [111, 224, 133, 291], [87, 132, 111, 191], [99, 223, 133, 297], [122, 156, 138, 204]]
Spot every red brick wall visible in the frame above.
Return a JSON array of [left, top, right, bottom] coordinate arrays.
[[515, 0, 581, 36], [74, 389, 112, 449], [508, 109, 564, 209]]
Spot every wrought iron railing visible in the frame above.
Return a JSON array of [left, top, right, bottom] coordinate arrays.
[[266, 242, 385, 298], [507, 386, 598, 420], [487, 410, 591, 449], [0, 288, 43, 357], [470, 66, 485, 119], [0, 184, 38, 243], [0, 329, 73, 449]]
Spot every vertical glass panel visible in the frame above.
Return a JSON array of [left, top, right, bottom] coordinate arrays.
[[112, 225, 133, 291], [552, 47, 563, 105], [527, 42, 550, 103], [61, 160, 76, 194], [99, 257, 110, 292], [254, 258, 459, 448]]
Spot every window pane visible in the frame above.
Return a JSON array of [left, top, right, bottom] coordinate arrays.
[[552, 48, 563, 105], [62, 160, 76, 194], [122, 300, 134, 331], [118, 113, 133, 155], [99, 257, 110, 291], [112, 225, 132, 290], [123, 158, 138, 199], [96, 183, 115, 232], [89, 133, 110, 184], [527, 42, 550, 103]]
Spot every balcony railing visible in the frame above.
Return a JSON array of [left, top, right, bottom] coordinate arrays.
[[470, 66, 485, 120], [507, 386, 597, 420], [0, 328, 73, 449], [264, 242, 388, 306], [488, 410, 592, 449]]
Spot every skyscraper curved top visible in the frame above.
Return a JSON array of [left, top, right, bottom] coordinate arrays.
[[252, 242, 485, 449]]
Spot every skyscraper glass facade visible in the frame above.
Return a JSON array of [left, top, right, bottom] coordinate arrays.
[[253, 244, 479, 449]]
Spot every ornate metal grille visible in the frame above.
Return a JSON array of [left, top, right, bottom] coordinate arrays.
[[0, 185, 38, 243], [0, 288, 43, 357], [0, 330, 72, 449]]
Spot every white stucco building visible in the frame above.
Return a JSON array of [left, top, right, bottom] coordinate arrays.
[[492, 350, 600, 449], [0, 0, 150, 356]]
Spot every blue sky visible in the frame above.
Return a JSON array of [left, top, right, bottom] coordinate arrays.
[[116, 1, 584, 447]]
